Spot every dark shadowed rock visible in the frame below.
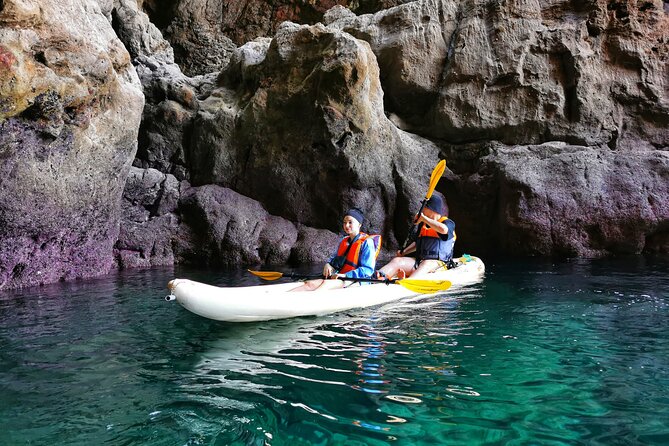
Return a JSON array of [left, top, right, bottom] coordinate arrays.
[[177, 185, 299, 266], [289, 226, 341, 265], [0, 0, 144, 290], [447, 143, 669, 256], [191, 22, 441, 248], [115, 213, 179, 268]]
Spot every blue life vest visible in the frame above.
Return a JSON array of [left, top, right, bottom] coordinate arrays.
[[415, 217, 456, 262]]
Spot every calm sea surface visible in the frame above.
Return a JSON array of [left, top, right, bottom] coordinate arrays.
[[1, 256, 668, 445]]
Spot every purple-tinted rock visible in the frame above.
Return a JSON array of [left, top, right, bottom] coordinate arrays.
[[289, 226, 340, 265], [0, 0, 143, 290], [177, 185, 299, 266]]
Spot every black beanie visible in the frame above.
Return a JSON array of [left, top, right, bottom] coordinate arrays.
[[345, 208, 364, 225]]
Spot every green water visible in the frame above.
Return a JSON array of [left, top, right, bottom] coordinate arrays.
[[1, 257, 668, 445]]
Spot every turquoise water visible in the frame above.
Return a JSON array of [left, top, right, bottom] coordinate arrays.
[[1, 257, 668, 445]]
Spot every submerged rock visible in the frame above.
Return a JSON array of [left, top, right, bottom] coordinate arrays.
[[0, 0, 144, 290]]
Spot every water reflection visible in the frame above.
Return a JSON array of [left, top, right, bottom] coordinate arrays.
[[1, 257, 668, 445]]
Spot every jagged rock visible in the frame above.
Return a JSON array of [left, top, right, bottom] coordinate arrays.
[[143, 0, 412, 77], [328, 0, 669, 149], [191, 22, 441, 248], [111, 0, 174, 64], [446, 143, 669, 256], [0, 0, 144, 290], [177, 185, 299, 266], [114, 167, 187, 268], [107, 0, 208, 180], [115, 213, 179, 268], [162, 1, 237, 76]]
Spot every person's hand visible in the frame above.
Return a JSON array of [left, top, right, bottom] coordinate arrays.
[[323, 263, 335, 277], [396, 250, 404, 256]]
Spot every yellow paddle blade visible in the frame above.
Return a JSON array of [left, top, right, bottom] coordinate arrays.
[[396, 278, 452, 294], [248, 270, 284, 281], [426, 159, 446, 199]]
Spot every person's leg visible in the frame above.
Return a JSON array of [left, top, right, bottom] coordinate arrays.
[[378, 257, 416, 278], [291, 279, 325, 292], [411, 260, 444, 278], [291, 278, 346, 292], [314, 279, 346, 291]]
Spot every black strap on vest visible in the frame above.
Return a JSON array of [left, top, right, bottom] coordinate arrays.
[[331, 233, 361, 272]]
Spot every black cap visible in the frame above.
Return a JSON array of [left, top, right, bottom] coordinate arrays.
[[425, 194, 445, 214], [345, 208, 364, 225]]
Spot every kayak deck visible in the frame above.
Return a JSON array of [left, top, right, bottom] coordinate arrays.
[[168, 255, 485, 322]]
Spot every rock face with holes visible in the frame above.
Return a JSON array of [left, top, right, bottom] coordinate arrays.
[[328, 0, 668, 151], [0, 0, 144, 290]]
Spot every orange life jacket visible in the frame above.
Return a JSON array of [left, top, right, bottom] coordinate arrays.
[[333, 233, 382, 273]]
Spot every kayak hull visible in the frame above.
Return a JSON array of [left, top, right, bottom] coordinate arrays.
[[169, 256, 485, 322]]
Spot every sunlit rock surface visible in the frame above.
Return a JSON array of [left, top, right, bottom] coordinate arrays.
[[0, 0, 144, 290]]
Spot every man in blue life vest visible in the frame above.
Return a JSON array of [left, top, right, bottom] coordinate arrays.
[[291, 208, 381, 291], [375, 191, 455, 279]]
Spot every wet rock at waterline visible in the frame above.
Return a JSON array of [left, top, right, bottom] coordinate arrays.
[[446, 143, 669, 257], [0, 0, 144, 290]]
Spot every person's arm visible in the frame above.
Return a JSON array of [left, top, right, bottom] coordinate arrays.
[[442, 219, 455, 240], [324, 240, 341, 277], [418, 213, 448, 234], [339, 238, 375, 279]]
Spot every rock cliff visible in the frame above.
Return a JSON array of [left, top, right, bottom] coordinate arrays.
[[0, 0, 144, 290], [1, 0, 667, 289]]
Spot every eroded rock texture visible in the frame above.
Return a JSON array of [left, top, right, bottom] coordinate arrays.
[[328, 0, 668, 150], [132, 0, 668, 261], [139, 0, 412, 76], [193, 22, 442, 244], [326, 0, 669, 255], [3, 0, 667, 290], [0, 0, 144, 290]]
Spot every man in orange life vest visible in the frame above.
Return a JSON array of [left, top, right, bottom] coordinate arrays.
[[291, 208, 379, 291], [375, 191, 455, 279]]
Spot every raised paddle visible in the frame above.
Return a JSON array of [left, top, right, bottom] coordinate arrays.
[[399, 159, 447, 253], [248, 270, 452, 294]]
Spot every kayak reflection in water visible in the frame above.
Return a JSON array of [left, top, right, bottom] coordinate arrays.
[[291, 208, 381, 292], [374, 192, 456, 280]]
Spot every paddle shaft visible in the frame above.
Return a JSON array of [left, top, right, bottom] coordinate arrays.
[[399, 199, 427, 253], [399, 160, 445, 253]]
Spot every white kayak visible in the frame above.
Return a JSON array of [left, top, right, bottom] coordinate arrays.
[[167, 255, 485, 323]]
